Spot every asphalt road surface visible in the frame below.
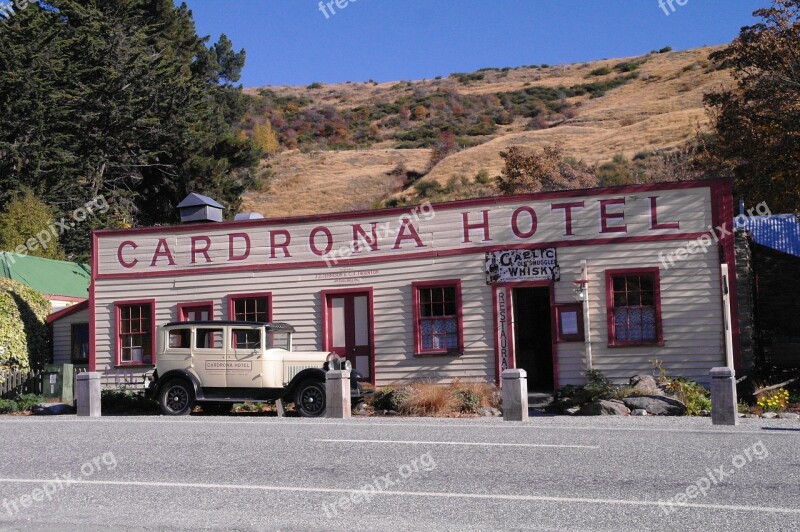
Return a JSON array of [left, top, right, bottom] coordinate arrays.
[[1, 415, 799, 531]]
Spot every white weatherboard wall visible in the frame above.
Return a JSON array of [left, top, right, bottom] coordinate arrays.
[[91, 181, 730, 388], [52, 307, 89, 365]]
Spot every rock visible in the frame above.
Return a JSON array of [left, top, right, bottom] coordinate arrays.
[[629, 375, 661, 393], [489, 407, 502, 417], [622, 395, 687, 416], [698, 410, 711, 417], [778, 413, 800, 420], [385, 410, 399, 416], [580, 400, 630, 416], [479, 408, 494, 417], [353, 403, 370, 416], [761, 412, 778, 419], [631, 409, 648, 416], [31, 403, 73, 415], [565, 406, 581, 415]]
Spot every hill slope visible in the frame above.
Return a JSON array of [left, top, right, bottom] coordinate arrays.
[[241, 46, 731, 217]]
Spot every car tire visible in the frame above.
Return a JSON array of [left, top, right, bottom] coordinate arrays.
[[294, 379, 326, 418], [158, 379, 195, 416]]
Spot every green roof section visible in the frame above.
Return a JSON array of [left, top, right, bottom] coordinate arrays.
[[0, 252, 90, 299]]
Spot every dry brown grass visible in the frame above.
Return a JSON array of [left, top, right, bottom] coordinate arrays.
[[370, 380, 500, 417], [242, 46, 733, 215]]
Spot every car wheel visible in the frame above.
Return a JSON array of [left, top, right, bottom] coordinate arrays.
[[294, 379, 326, 417], [158, 379, 195, 416]]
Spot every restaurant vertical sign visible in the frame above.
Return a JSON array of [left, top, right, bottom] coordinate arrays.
[[496, 287, 513, 385]]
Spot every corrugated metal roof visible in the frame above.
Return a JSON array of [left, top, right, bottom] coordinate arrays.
[[0, 252, 90, 298], [738, 214, 800, 257]]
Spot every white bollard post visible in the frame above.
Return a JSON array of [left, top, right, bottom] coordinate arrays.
[[325, 370, 351, 419], [710, 367, 738, 426], [502, 369, 529, 422], [76, 372, 102, 417]]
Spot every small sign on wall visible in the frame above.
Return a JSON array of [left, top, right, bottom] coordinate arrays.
[[556, 303, 585, 342], [485, 249, 560, 284]]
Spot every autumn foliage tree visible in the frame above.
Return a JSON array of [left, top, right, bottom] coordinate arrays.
[[704, 0, 800, 213], [497, 145, 596, 195]]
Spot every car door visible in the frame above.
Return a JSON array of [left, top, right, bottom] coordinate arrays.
[[192, 326, 226, 388], [227, 326, 263, 389]]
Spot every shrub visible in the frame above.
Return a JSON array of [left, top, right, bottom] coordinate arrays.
[[756, 388, 790, 413], [583, 369, 618, 402], [666, 378, 711, 415], [659, 46, 673, 53], [0, 399, 17, 414], [101, 387, 158, 415], [372, 386, 410, 412], [615, 62, 639, 73], [474, 169, 491, 185], [0, 278, 51, 372], [307, 82, 323, 89], [454, 389, 481, 414], [14, 393, 43, 412], [589, 66, 612, 76]]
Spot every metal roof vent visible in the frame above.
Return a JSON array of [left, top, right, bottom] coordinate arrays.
[[234, 212, 264, 221], [177, 193, 224, 224]]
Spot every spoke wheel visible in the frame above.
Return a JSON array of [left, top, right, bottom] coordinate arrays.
[[295, 380, 326, 418], [158, 380, 194, 416]]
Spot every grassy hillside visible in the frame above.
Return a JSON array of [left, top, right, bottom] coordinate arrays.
[[239, 46, 732, 217]]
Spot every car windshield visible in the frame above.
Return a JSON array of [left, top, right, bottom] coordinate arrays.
[[265, 330, 291, 350]]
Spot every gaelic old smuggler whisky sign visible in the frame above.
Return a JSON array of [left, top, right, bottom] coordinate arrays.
[[485, 249, 560, 284]]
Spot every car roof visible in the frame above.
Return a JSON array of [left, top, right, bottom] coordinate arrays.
[[162, 321, 295, 332]]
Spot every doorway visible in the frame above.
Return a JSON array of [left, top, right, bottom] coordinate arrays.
[[512, 287, 554, 391], [324, 291, 373, 382]]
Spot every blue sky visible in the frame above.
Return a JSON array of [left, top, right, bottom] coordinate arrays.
[[184, 0, 766, 88]]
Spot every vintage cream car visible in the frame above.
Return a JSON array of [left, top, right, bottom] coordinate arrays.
[[145, 321, 358, 416]]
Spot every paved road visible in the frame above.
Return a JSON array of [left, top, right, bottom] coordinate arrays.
[[0, 415, 799, 531]]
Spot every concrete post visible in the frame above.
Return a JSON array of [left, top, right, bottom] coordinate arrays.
[[76, 372, 102, 417], [325, 370, 351, 419], [710, 367, 738, 426], [502, 369, 529, 422]]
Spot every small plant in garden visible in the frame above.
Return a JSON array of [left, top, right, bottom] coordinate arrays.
[[0, 394, 44, 414], [583, 369, 618, 402], [666, 378, 711, 416], [756, 389, 790, 413], [649, 359, 668, 384], [0, 398, 17, 414], [454, 389, 481, 414]]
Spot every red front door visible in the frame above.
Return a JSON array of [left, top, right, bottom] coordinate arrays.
[[326, 292, 372, 381]]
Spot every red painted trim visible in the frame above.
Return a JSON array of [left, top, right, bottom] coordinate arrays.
[[492, 287, 500, 386], [113, 299, 157, 367], [89, 233, 98, 371], [411, 279, 464, 356], [94, 232, 711, 281], [503, 281, 558, 388], [556, 303, 585, 343], [712, 179, 741, 369], [604, 267, 664, 348], [47, 300, 89, 324], [320, 287, 376, 385], [225, 292, 273, 322], [176, 301, 215, 322], [507, 287, 515, 370], [93, 179, 729, 238]]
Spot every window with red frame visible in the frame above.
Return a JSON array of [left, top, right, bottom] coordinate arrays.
[[118, 303, 153, 364], [416, 285, 460, 353], [231, 297, 269, 322], [608, 272, 660, 345]]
